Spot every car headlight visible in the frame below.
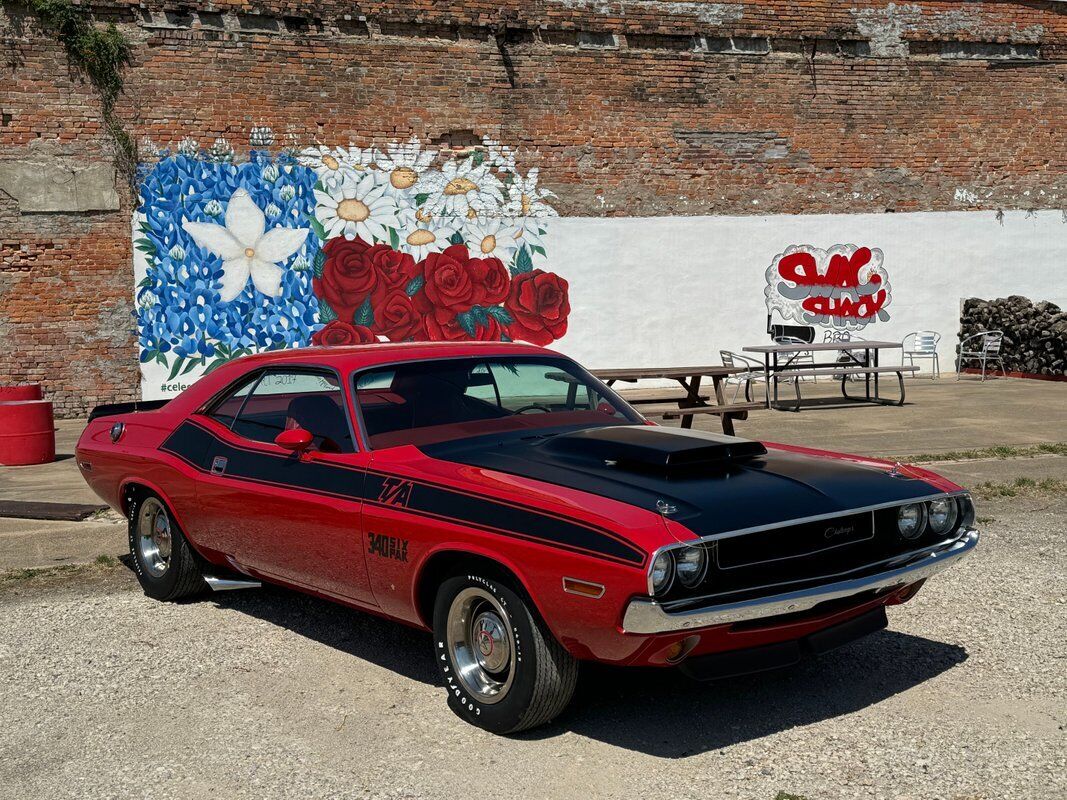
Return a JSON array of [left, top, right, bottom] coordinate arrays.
[[675, 546, 707, 589], [897, 503, 927, 539], [650, 550, 674, 595], [927, 497, 959, 535]]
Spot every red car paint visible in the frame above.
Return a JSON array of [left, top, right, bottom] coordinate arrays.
[[76, 341, 962, 667]]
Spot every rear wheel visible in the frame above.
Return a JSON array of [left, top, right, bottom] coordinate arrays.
[[433, 574, 578, 734], [128, 492, 205, 601]]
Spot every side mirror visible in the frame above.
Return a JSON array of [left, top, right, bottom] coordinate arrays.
[[275, 427, 313, 452]]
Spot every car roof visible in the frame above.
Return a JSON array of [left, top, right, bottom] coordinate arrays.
[[230, 340, 560, 371]]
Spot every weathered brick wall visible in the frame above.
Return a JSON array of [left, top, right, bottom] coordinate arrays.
[[1, 0, 1065, 415]]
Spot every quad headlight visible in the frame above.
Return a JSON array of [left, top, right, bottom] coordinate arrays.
[[650, 546, 707, 595], [897, 503, 927, 539], [927, 497, 959, 535], [675, 546, 708, 589], [650, 550, 674, 595]]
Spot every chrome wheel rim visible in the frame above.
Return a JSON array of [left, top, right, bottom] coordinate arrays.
[[446, 587, 515, 705], [136, 498, 172, 578]]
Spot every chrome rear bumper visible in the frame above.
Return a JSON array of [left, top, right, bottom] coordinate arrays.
[[621, 529, 978, 634]]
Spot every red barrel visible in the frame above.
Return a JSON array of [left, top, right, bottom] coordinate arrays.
[[0, 384, 43, 402], [0, 400, 56, 465]]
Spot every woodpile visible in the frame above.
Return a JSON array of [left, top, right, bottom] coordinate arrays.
[[959, 296, 1067, 377]]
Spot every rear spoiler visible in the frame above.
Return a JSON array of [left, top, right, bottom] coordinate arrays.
[[88, 399, 170, 422]]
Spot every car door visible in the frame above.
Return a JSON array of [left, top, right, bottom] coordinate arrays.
[[192, 367, 376, 606]]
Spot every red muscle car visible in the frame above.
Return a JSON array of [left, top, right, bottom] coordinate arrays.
[[76, 342, 978, 733]]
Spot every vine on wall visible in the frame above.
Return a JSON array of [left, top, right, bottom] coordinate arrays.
[[23, 0, 136, 189]]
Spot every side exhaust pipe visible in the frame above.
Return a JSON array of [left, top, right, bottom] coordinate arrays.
[[204, 575, 262, 591]]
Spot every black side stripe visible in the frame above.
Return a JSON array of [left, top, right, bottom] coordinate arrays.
[[160, 420, 645, 566]]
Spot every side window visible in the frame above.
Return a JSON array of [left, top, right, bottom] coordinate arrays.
[[232, 371, 354, 453], [207, 374, 258, 428]]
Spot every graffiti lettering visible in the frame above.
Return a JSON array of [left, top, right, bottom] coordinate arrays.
[[764, 244, 892, 331]]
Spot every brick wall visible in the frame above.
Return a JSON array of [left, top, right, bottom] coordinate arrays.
[[1, 0, 1065, 415]]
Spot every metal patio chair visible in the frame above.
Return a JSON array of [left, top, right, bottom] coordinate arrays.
[[774, 335, 818, 382], [956, 330, 1005, 381], [902, 330, 941, 379], [720, 350, 800, 406]]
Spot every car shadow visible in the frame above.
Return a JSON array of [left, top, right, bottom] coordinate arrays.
[[205, 580, 965, 755], [525, 628, 966, 757], [208, 583, 437, 685]]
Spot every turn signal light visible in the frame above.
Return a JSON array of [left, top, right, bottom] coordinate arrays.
[[562, 577, 605, 599]]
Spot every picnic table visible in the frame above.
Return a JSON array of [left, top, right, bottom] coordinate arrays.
[[742, 340, 918, 411], [591, 366, 762, 435]]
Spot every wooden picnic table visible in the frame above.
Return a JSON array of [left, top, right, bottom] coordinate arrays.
[[591, 366, 761, 435], [742, 340, 913, 410]]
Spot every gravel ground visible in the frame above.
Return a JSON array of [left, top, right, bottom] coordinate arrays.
[[0, 496, 1064, 800]]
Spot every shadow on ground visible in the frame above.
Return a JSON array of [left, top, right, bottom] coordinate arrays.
[[205, 580, 965, 757]]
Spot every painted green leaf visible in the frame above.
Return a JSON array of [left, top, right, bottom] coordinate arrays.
[[167, 357, 185, 381], [449, 231, 465, 246], [472, 150, 486, 167], [318, 300, 337, 324], [456, 311, 477, 338], [512, 246, 534, 275], [355, 297, 374, 327], [313, 249, 326, 278], [179, 357, 201, 376], [389, 227, 400, 249], [405, 275, 425, 296], [530, 244, 547, 258], [470, 305, 489, 325], [414, 192, 429, 205], [487, 305, 514, 325], [308, 215, 329, 242]]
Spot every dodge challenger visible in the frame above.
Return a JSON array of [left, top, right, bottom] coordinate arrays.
[[76, 342, 978, 733]]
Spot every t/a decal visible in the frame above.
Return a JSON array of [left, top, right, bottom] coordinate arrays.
[[377, 477, 414, 507], [368, 532, 409, 562]]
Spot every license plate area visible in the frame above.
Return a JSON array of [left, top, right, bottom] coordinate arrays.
[[715, 512, 875, 570]]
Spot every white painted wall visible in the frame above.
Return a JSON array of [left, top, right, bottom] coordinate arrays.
[[548, 209, 1067, 373]]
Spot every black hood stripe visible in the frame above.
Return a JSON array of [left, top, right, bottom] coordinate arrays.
[[160, 420, 644, 566]]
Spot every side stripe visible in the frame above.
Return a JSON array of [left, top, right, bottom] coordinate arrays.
[[160, 420, 645, 566]]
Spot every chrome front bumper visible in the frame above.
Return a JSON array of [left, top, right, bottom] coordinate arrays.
[[621, 528, 979, 635]]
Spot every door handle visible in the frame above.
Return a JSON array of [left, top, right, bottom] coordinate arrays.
[[211, 456, 228, 475]]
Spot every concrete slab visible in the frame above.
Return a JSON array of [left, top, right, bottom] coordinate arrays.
[[0, 514, 126, 571]]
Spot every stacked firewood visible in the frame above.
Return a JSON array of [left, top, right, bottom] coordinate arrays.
[[959, 296, 1067, 377]]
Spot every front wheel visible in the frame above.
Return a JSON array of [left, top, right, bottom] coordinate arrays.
[[128, 491, 206, 601], [433, 574, 578, 734]]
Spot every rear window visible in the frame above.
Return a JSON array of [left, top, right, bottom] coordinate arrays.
[[355, 356, 639, 449]]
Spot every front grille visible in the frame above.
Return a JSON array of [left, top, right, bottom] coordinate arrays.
[[656, 501, 966, 603], [715, 511, 874, 570]]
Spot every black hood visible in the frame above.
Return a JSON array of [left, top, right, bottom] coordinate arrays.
[[419, 425, 941, 536]]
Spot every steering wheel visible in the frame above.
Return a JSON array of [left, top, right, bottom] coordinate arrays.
[[513, 403, 552, 414]]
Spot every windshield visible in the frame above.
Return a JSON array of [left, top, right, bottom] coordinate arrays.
[[354, 356, 643, 449]]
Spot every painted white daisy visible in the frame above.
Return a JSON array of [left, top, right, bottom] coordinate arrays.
[[422, 156, 504, 220], [297, 145, 380, 181], [399, 217, 457, 261], [502, 168, 557, 249], [376, 136, 437, 198], [463, 217, 519, 261], [481, 137, 517, 171], [182, 189, 308, 301], [314, 172, 399, 243]]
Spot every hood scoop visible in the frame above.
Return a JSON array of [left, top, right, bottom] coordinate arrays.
[[542, 425, 767, 472]]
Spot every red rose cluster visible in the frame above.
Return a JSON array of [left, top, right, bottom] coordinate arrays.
[[310, 238, 570, 347]]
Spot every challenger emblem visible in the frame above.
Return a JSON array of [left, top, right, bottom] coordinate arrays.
[[824, 525, 855, 539], [378, 477, 414, 507]]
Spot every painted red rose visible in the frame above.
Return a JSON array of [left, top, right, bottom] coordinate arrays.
[[372, 289, 425, 342], [367, 245, 418, 306], [421, 244, 477, 320], [469, 256, 510, 306], [313, 237, 378, 323], [424, 313, 506, 342], [505, 269, 570, 346], [311, 320, 376, 346]]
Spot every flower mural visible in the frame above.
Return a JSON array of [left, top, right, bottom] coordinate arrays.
[[134, 132, 567, 398]]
